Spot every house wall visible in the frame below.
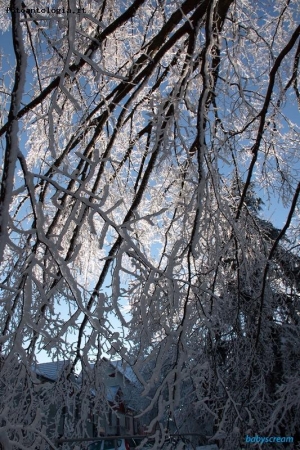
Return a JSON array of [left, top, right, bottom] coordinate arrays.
[[35, 360, 139, 443]]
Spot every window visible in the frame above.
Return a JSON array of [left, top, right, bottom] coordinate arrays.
[[108, 409, 112, 426], [125, 416, 131, 431], [103, 439, 123, 449]]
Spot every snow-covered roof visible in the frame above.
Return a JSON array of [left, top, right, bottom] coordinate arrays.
[[77, 358, 137, 384], [33, 358, 137, 385], [33, 360, 71, 381], [106, 385, 120, 402], [33, 359, 136, 409], [109, 360, 137, 384]]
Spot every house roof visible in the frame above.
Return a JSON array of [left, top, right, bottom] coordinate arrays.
[[106, 385, 120, 402], [76, 358, 137, 384], [33, 359, 137, 410], [33, 360, 71, 381], [33, 358, 137, 388], [109, 360, 137, 384]]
